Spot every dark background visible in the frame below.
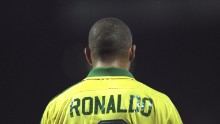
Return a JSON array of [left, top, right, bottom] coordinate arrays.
[[2, 0, 220, 123]]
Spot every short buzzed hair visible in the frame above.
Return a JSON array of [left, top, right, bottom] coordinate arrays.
[[88, 18, 132, 61]]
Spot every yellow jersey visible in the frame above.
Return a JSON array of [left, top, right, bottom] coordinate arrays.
[[41, 67, 182, 124]]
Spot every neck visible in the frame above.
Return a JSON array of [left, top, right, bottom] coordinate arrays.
[[93, 60, 130, 71]]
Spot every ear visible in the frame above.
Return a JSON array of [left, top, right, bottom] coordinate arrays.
[[129, 44, 136, 61], [84, 47, 92, 65]]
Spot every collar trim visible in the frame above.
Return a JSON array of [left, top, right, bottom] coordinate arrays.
[[86, 67, 134, 78]]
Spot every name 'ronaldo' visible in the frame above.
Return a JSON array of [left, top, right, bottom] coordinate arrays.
[[70, 94, 153, 117]]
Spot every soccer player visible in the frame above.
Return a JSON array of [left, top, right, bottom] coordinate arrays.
[[41, 18, 183, 124]]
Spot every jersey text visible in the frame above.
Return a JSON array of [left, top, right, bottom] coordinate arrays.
[[70, 94, 153, 117]]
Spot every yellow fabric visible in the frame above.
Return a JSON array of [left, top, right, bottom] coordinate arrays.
[[41, 67, 182, 124]]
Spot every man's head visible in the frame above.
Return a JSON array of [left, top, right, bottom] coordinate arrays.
[[85, 17, 136, 69]]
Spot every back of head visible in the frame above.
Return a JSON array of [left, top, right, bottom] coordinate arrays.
[[88, 18, 132, 61]]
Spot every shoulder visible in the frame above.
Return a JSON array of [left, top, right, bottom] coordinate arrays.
[[41, 81, 83, 122], [51, 81, 83, 102], [134, 80, 183, 122], [45, 81, 84, 110], [133, 80, 168, 97], [133, 80, 174, 107]]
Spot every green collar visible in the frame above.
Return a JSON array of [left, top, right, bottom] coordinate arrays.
[[87, 67, 134, 78]]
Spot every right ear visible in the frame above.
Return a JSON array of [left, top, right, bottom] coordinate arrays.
[[84, 47, 92, 65], [129, 44, 136, 62]]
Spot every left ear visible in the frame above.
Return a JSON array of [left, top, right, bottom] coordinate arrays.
[[84, 47, 92, 65], [129, 44, 136, 61]]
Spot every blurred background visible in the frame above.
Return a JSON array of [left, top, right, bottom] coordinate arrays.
[[1, 0, 220, 123]]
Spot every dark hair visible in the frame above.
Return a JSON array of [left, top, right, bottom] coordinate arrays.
[[88, 17, 132, 61]]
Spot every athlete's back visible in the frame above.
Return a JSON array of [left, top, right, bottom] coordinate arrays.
[[41, 17, 182, 124], [41, 67, 182, 124]]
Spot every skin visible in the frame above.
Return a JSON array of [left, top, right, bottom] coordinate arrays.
[[84, 44, 136, 71]]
